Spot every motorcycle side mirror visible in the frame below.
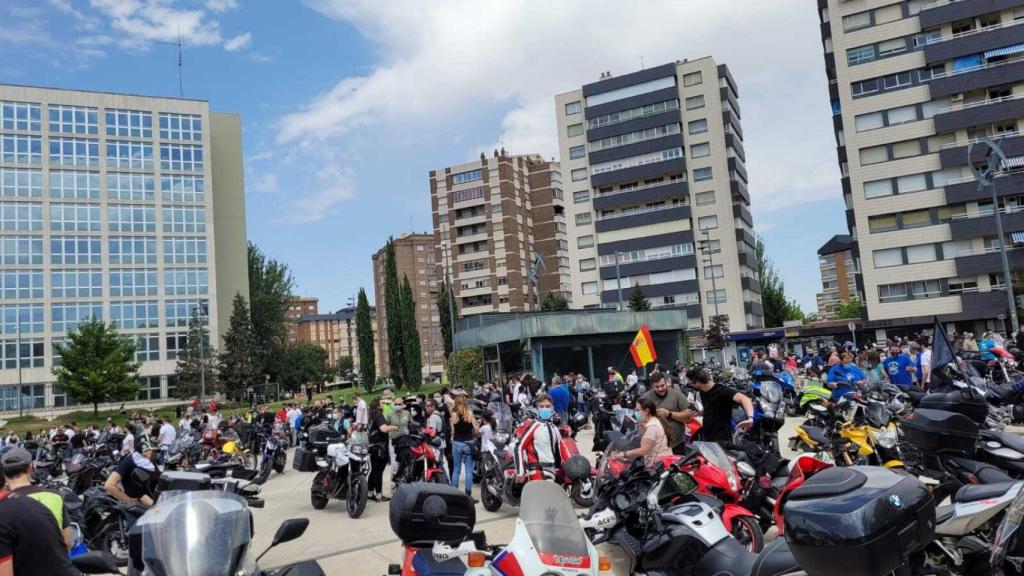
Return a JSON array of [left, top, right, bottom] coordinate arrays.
[[71, 551, 121, 574], [256, 518, 310, 563]]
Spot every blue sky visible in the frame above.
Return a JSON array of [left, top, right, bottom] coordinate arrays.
[[0, 0, 846, 316]]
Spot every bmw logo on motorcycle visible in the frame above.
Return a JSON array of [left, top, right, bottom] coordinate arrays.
[[889, 494, 903, 509]]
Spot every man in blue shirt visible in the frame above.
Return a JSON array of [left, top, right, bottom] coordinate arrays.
[[548, 376, 571, 423], [826, 352, 867, 400], [980, 332, 998, 361], [882, 341, 916, 389]]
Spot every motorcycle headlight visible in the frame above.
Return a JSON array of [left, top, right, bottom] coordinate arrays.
[[349, 444, 367, 456], [874, 429, 898, 449]]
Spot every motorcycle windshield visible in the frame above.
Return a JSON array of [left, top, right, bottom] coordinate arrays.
[[131, 491, 252, 576], [864, 402, 889, 428], [487, 402, 515, 433], [519, 481, 591, 566], [695, 441, 739, 491], [759, 380, 782, 404], [992, 484, 1024, 573], [597, 431, 640, 484]]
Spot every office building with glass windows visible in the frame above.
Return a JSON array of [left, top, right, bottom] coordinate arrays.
[[554, 57, 763, 335], [430, 152, 568, 316], [818, 0, 1024, 337], [0, 84, 248, 412]]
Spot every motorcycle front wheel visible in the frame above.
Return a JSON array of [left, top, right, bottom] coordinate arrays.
[[480, 472, 502, 512], [256, 456, 272, 485], [570, 479, 595, 508], [731, 515, 765, 553], [241, 450, 257, 472], [347, 474, 368, 519], [273, 450, 286, 474], [97, 524, 130, 566], [310, 471, 330, 510]]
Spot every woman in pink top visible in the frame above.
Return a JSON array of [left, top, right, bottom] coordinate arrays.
[[614, 398, 673, 469]]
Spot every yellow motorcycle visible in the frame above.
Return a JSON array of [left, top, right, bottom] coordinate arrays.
[[791, 399, 903, 469]]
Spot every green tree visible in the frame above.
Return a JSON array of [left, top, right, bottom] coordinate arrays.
[[279, 344, 333, 394], [834, 298, 864, 320], [383, 239, 406, 388], [437, 279, 458, 358], [355, 288, 376, 392], [704, 315, 729, 351], [217, 294, 260, 402], [755, 235, 804, 327], [681, 331, 695, 365], [627, 286, 651, 311], [248, 242, 295, 384], [541, 291, 569, 311], [175, 309, 217, 401], [337, 356, 354, 380], [52, 319, 140, 416], [448, 348, 483, 385], [401, 275, 423, 390]]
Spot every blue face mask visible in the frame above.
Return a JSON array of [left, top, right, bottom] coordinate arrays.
[[538, 407, 553, 421], [844, 363, 855, 370]]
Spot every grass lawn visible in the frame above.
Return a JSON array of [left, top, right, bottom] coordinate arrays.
[[0, 382, 447, 437]]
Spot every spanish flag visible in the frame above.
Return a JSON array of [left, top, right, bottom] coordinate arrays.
[[629, 324, 657, 368]]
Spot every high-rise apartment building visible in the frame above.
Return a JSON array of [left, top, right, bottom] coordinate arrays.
[[816, 234, 863, 319], [555, 58, 762, 333], [285, 296, 318, 343], [430, 152, 569, 315], [296, 305, 380, 377], [0, 84, 248, 410], [818, 0, 1024, 335], [372, 233, 445, 380]]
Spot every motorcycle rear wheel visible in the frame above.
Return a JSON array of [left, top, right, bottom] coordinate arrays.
[[429, 470, 450, 485], [273, 451, 286, 474], [731, 515, 765, 553], [97, 524, 130, 567], [256, 457, 272, 485], [347, 475, 368, 519], [310, 471, 330, 510], [480, 472, 502, 512]]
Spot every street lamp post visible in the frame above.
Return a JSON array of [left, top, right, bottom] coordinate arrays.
[[969, 137, 1019, 333], [16, 309, 23, 419], [615, 251, 624, 310], [195, 299, 209, 405]]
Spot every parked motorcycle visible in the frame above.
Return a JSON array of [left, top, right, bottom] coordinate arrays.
[[394, 425, 448, 486], [255, 422, 289, 485], [310, 432, 369, 518]]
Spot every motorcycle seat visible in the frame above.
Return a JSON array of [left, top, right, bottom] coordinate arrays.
[[983, 430, 1024, 454], [949, 457, 1016, 483], [788, 467, 866, 500], [695, 533, 800, 576], [771, 475, 790, 492], [799, 425, 828, 447], [935, 504, 955, 525], [955, 481, 1019, 503]]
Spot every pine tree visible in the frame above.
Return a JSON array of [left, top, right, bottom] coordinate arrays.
[[52, 319, 140, 416], [218, 293, 260, 402], [355, 287, 376, 392], [437, 278, 457, 358], [704, 315, 729, 350], [383, 239, 406, 388], [627, 286, 651, 311], [401, 275, 423, 391], [541, 291, 569, 310], [248, 242, 295, 383], [175, 309, 217, 400]]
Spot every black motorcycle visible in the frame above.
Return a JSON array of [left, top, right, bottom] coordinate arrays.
[[310, 432, 369, 518], [255, 423, 289, 485]]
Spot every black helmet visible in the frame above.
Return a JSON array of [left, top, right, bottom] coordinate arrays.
[[563, 455, 591, 481]]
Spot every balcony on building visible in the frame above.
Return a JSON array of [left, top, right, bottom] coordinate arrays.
[[950, 203, 1024, 240], [594, 203, 691, 233], [592, 178, 689, 211], [932, 90, 1024, 134]]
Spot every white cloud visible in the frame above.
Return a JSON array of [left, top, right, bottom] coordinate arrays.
[[224, 31, 251, 51], [282, 0, 840, 211], [87, 0, 223, 48], [206, 0, 238, 12], [273, 163, 356, 224]]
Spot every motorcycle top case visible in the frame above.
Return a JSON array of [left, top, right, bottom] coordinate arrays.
[[158, 471, 212, 492], [902, 408, 978, 457], [916, 390, 988, 425], [292, 445, 320, 472], [389, 482, 476, 547], [783, 466, 935, 576]]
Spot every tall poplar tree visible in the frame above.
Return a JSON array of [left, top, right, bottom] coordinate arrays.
[[401, 275, 422, 390], [437, 278, 457, 358], [383, 239, 406, 387], [355, 288, 376, 392]]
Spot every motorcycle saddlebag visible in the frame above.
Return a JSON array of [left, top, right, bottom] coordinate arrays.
[[292, 445, 319, 472], [783, 466, 934, 576], [158, 471, 212, 492], [917, 390, 988, 425], [902, 408, 978, 457], [389, 482, 476, 547]]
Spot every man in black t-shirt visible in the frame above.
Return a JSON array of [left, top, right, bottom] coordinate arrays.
[[104, 436, 157, 506], [0, 449, 79, 576], [686, 368, 755, 444]]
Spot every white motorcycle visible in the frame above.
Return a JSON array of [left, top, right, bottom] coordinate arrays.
[[309, 432, 369, 519]]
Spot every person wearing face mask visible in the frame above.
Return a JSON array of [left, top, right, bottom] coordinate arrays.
[[826, 351, 867, 401], [381, 397, 412, 485], [513, 394, 567, 483], [105, 436, 157, 506], [614, 398, 674, 469]]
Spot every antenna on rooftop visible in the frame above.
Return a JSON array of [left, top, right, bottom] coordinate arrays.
[[156, 27, 186, 97]]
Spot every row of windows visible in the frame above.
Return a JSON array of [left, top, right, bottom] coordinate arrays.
[[850, 65, 944, 98], [840, 1, 928, 33], [872, 240, 974, 268], [602, 267, 699, 292], [591, 147, 683, 175], [595, 243, 694, 268], [586, 99, 679, 130], [854, 98, 951, 132], [0, 134, 204, 171], [863, 168, 963, 199], [868, 205, 966, 233], [2, 169, 205, 202], [859, 133, 956, 166], [846, 29, 941, 67], [0, 205, 207, 232], [0, 235, 207, 265], [1, 299, 208, 334], [1, 102, 202, 141], [0, 267, 209, 300], [589, 122, 681, 152], [452, 169, 482, 184]]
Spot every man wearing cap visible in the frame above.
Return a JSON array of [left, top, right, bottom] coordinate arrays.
[[0, 447, 79, 576], [105, 436, 157, 507]]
